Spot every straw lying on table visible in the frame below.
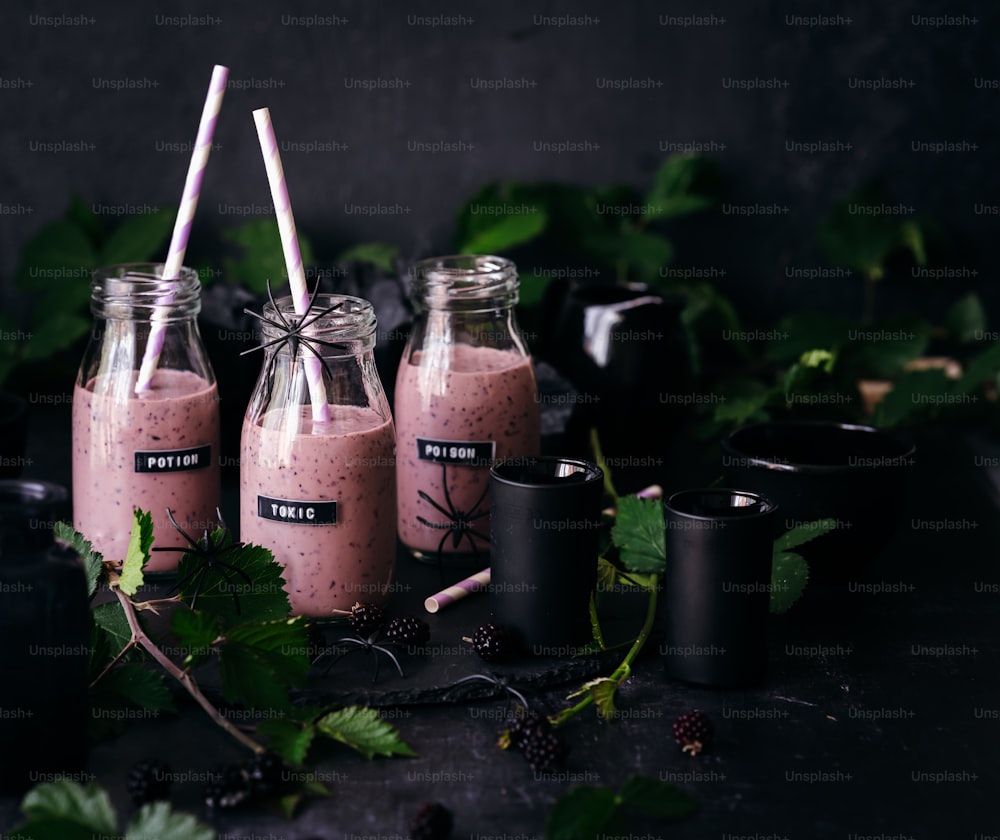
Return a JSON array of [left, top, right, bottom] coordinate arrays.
[[425, 568, 491, 613], [135, 64, 229, 394], [252, 107, 331, 424]]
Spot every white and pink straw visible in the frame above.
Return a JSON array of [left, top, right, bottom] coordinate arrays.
[[252, 107, 330, 424], [135, 64, 229, 393]]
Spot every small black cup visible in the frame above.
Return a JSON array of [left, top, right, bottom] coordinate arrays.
[[489, 456, 603, 653], [662, 488, 778, 687]]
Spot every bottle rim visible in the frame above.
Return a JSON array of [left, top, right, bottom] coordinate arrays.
[[91, 263, 202, 319], [411, 254, 518, 308], [259, 293, 377, 351]]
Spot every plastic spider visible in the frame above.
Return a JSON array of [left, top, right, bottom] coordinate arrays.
[[416, 462, 490, 568], [153, 508, 252, 613], [447, 672, 530, 711], [240, 278, 345, 401], [315, 631, 405, 685]]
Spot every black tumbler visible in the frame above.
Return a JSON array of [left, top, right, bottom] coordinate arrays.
[[489, 456, 603, 653], [662, 488, 778, 687]]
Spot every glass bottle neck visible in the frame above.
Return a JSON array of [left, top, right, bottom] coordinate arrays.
[[91, 263, 202, 323], [411, 254, 519, 313]]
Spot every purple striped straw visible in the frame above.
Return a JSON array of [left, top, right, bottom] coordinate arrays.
[[135, 64, 229, 393], [252, 107, 330, 424], [424, 568, 491, 613]]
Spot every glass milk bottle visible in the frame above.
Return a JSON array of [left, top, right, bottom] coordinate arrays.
[[72, 264, 220, 571], [394, 255, 540, 565], [239, 294, 396, 617]]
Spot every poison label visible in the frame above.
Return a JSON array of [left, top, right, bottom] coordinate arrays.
[[257, 496, 337, 525], [134, 444, 211, 474], [416, 437, 495, 466]]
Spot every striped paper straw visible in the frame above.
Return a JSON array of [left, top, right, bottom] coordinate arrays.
[[424, 568, 491, 613], [252, 107, 330, 424], [135, 64, 229, 393]]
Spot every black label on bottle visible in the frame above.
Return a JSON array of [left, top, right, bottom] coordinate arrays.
[[257, 496, 337, 526], [134, 444, 212, 474], [416, 437, 496, 466]]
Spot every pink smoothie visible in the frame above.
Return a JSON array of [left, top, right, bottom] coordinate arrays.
[[72, 369, 220, 572], [240, 405, 397, 617], [394, 344, 540, 556]]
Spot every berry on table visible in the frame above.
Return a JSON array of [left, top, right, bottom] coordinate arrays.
[[519, 718, 566, 772], [672, 709, 714, 756], [386, 615, 431, 647], [504, 706, 545, 750], [203, 763, 251, 810], [409, 800, 453, 840], [468, 623, 513, 662], [347, 601, 386, 637], [126, 759, 172, 805]]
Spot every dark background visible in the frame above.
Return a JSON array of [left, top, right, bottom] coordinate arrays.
[[0, 0, 995, 329]]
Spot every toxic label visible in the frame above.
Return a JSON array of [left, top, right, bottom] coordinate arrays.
[[257, 495, 337, 525], [134, 444, 211, 473], [417, 437, 495, 466]]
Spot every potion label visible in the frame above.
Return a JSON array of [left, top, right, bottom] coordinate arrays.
[[257, 496, 338, 526], [416, 437, 495, 467], [134, 444, 212, 474]]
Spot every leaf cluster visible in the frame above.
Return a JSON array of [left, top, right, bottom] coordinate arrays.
[[2, 196, 174, 386]]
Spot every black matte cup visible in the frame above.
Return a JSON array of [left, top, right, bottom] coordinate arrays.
[[489, 456, 603, 654], [662, 488, 778, 687]]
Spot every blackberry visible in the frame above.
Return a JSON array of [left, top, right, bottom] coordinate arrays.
[[126, 759, 172, 805], [348, 601, 386, 637], [519, 719, 566, 773], [203, 764, 251, 810], [672, 709, 714, 756], [505, 706, 545, 750], [386, 615, 431, 647], [469, 623, 513, 662], [245, 750, 286, 796], [409, 800, 453, 840]]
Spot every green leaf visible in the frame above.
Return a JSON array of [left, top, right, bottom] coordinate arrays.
[[54, 521, 105, 598], [99, 207, 175, 265], [16, 218, 97, 292], [177, 539, 290, 628], [847, 318, 930, 380], [99, 663, 176, 713], [257, 718, 318, 765], [315, 706, 417, 759], [946, 293, 987, 345], [222, 218, 316, 295], [955, 341, 1000, 394], [619, 774, 700, 818], [92, 601, 133, 659], [16, 780, 117, 839], [126, 801, 215, 840], [169, 609, 220, 669], [799, 348, 836, 373], [774, 518, 838, 553], [871, 368, 950, 428], [585, 230, 674, 284], [595, 557, 619, 595], [765, 311, 853, 366], [818, 182, 908, 278], [275, 776, 331, 819], [643, 153, 720, 221], [119, 509, 154, 595], [770, 551, 810, 614], [336, 242, 399, 273], [216, 618, 310, 710], [611, 495, 666, 575], [545, 786, 624, 840], [565, 677, 619, 720], [714, 392, 770, 426], [457, 208, 548, 255], [21, 309, 90, 362]]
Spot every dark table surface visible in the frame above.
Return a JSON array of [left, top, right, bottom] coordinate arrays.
[[2, 401, 998, 839]]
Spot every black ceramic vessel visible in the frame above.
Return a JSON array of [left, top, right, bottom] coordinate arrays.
[[662, 488, 779, 687], [489, 456, 603, 653], [0, 480, 89, 792], [721, 421, 915, 599]]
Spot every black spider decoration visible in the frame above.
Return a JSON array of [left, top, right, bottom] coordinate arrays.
[[240, 278, 345, 402], [314, 631, 405, 685], [416, 462, 490, 569], [153, 507, 252, 613], [447, 672, 530, 711]]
